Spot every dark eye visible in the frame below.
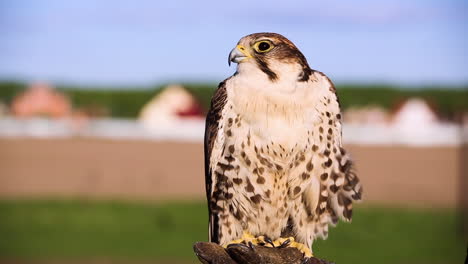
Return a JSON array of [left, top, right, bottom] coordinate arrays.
[[258, 42, 270, 52]]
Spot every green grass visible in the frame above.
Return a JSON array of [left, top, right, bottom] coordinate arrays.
[[0, 199, 465, 264]]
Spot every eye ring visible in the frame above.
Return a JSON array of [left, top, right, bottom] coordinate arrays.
[[253, 41, 274, 53]]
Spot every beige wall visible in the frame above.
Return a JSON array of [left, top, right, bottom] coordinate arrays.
[[0, 138, 462, 207]]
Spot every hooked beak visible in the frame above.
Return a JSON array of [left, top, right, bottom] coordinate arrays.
[[228, 45, 252, 66]]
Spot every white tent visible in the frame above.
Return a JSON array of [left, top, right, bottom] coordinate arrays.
[[391, 98, 438, 129], [138, 84, 204, 131]]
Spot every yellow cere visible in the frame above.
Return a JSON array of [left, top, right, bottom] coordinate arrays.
[[236, 45, 253, 58]]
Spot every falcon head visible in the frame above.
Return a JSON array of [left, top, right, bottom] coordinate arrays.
[[228, 32, 312, 82]]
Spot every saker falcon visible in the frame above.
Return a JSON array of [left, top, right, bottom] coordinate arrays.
[[204, 32, 362, 256]]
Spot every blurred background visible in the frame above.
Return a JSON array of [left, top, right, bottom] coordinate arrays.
[[0, 0, 467, 263]]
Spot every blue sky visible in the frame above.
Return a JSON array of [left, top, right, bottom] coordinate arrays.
[[0, 0, 467, 87]]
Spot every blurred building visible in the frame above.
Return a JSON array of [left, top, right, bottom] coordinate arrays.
[[387, 98, 452, 145], [390, 98, 439, 128], [343, 98, 441, 127], [139, 84, 204, 130], [11, 82, 71, 118], [343, 105, 389, 125]]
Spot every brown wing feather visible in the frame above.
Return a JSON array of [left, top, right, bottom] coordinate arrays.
[[303, 71, 363, 241], [318, 73, 362, 224], [320, 72, 363, 223], [204, 79, 228, 243]]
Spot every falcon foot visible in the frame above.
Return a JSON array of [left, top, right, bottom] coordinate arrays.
[[224, 231, 267, 247], [194, 242, 331, 264], [224, 233, 312, 258], [273, 237, 313, 257]]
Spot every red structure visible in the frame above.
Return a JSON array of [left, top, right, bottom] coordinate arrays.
[[11, 83, 71, 118]]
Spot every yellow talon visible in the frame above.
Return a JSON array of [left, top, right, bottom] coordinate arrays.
[[273, 237, 313, 257], [224, 233, 313, 257], [291, 241, 313, 257], [273, 236, 295, 247], [223, 231, 258, 248]]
